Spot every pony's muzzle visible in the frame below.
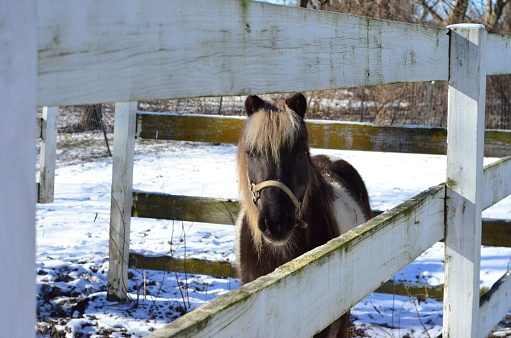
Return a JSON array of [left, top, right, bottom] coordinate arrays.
[[257, 213, 295, 245], [250, 179, 308, 240]]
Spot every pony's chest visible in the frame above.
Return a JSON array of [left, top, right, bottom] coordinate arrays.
[[329, 182, 368, 234]]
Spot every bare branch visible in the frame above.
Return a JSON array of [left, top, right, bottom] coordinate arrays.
[[446, 0, 469, 25], [485, 0, 511, 32], [417, 0, 447, 24]]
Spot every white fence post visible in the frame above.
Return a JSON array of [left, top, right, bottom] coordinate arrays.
[[0, 0, 37, 336], [107, 101, 137, 301], [38, 106, 59, 203], [443, 24, 487, 337]]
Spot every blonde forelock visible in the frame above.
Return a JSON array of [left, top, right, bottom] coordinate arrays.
[[242, 100, 301, 163]]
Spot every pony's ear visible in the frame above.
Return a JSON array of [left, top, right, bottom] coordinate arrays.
[[285, 93, 307, 118], [245, 95, 265, 116]]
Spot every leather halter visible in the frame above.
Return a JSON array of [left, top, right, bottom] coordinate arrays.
[[249, 180, 308, 229]]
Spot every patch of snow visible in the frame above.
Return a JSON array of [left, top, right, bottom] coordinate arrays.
[[36, 141, 511, 337]]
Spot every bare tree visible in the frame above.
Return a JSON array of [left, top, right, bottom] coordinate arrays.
[[417, 0, 510, 32], [80, 104, 102, 131], [300, 0, 510, 32], [485, 0, 511, 31], [298, 0, 420, 23]]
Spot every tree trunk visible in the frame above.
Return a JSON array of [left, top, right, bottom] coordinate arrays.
[[297, 0, 308, 8], [80, 104, 102, 131], [485, 0, 510, 33], [446, 0, 469, 25]]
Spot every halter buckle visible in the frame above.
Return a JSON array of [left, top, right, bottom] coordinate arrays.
[[250, 183, 260, 204], [295, 202, 303, 218]]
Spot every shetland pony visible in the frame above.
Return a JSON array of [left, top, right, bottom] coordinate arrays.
[[236, 93, 371, 337]]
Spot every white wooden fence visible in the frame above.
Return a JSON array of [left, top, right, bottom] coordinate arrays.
[[2, 0, 511, 337]]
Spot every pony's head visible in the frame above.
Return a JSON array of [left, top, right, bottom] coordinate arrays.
[[237, 93, 311, 246]]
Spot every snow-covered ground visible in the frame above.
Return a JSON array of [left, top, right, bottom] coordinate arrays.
[[36, 139, 511, 337]]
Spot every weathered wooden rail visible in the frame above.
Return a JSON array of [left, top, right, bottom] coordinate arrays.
[[4, 0, 511, 337], [130, 248, 456, 301], [131, 189, 511, 247], [137, 113, 511, 156], [130, 251, 448, 299], [149, 183, 447, 337]]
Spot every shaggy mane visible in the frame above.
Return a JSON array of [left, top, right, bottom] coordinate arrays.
[[236, 99, 303, 247]]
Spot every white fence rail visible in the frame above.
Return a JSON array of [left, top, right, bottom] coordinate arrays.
[[487, 33, 511, 75], [482, 157, 511, 209], [2, 0, 511, 336], [36, 0, 449, 106], [147, 184, 446, 337]]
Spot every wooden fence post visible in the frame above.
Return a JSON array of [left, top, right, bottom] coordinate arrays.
[[0, 0, 37, 336], [443, 24, 487, 337], [107, 101, 137, 301], [38, 106, 58, 203]]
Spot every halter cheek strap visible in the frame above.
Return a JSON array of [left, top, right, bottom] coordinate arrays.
[[249, 180, 308, 229]]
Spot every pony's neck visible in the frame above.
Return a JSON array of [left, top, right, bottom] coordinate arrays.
[[302, 168, 340, 240]]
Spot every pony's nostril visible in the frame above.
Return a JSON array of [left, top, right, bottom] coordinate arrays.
[[258, 217, 268, 232]]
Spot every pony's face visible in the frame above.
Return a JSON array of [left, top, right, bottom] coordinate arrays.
[[242, 94, 311, 245]]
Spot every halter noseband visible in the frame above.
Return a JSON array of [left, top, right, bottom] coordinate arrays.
[[249, 180, 308, 229]]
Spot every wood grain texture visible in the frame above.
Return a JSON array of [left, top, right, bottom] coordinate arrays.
[[0, 0, 37, 336], [307, 121, 447, 154], [132, 191, 239, 225], [479, 156, 511, 335], [479, 270, 511, 337], [107, 102, 138, 302], [145, 185, 445, 338], [129, 253, 237, 279], [487, 33, 511, 75], [37, 0, 448, 106], [136, 114, 244, 144], [137, 113, 511, 157], [443, 24, 487, 338], [38, 106, 58, 203], [482, 156, 511, 209]]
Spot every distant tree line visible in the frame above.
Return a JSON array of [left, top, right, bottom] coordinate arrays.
[[297, 0, 511, 34]]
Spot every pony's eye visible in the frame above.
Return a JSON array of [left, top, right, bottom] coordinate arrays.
[[247, 151, 256, 159]]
